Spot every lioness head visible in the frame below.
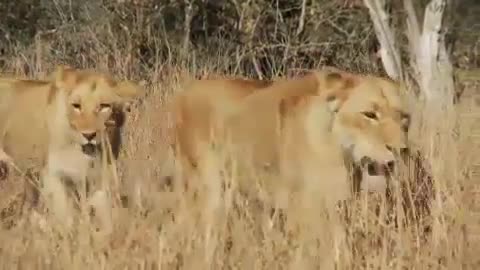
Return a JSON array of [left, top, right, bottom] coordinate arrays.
[[317, 70, 410, 183], [51, 66, 142, 155]]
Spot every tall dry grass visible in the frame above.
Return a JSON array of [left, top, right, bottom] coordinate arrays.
[[0, 19, 478, 270]]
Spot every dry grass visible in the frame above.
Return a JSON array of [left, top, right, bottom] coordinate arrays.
[[0, 35, 479, 270]]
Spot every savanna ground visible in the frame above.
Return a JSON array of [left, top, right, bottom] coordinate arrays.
[[0, 1, 479, 269]]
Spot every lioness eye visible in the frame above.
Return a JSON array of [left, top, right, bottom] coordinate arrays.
[[72, 103, 81, 110], [362, 111, 378, 120]]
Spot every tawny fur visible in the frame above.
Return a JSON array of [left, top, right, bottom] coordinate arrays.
[[0, 66, 143, 229], [172, 78, 275, 173], [172, 69, 410, 268], [173, 69, 411, 199]]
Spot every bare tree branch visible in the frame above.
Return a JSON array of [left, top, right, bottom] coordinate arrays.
[[363, 0, 402, 80], [296, 0, 308, 36], [182, 0, 194, 56], [403, 0, 421, 77]]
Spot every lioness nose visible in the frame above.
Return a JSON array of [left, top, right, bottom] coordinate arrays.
[[82, 132, 97, 141]]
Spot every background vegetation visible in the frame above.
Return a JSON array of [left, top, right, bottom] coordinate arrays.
[[0, 0, 478, 269]]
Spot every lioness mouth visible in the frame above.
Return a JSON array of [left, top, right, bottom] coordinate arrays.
[[366, 163, 386, 176], [360, 157, 395, 177], [81, 143, 97, 156]]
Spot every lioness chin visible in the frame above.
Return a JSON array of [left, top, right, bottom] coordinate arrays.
[[0, 66, 143, 229]]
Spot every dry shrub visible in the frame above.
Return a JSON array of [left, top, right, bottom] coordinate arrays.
[[0, 56, 477, 268]]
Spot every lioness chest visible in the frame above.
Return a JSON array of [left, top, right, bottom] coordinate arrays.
[[47, 145, 97, 183]]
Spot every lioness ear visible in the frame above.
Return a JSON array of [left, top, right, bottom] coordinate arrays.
[[114, 80, 143, 100], [52, 65, 77, 90], [325, 90, 344, 113], [278, 95, 307, 131], [320, 71, 355, 113], [324, 71, 354, 90]]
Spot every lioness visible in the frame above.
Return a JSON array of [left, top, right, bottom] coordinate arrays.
[[0, 66, 142, 229], [173, 69, 410, 198], [173, 68, 410, 268]]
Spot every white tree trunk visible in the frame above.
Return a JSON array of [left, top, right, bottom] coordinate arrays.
[[407, 0, 454, 103], [363, 0, 402, 81], [364, 0, 454, 104]]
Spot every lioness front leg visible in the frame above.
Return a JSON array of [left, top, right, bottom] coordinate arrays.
[[88, 190, 113, 233], [41, 169, 74, 229]]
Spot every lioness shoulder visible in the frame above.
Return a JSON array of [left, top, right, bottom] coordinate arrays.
[[172, 77, 274, 170]]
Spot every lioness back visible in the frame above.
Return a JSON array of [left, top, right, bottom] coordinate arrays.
[[0, 79, 52, 167], [174, 78, 274, 170], [173, 73, 344, 178]]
